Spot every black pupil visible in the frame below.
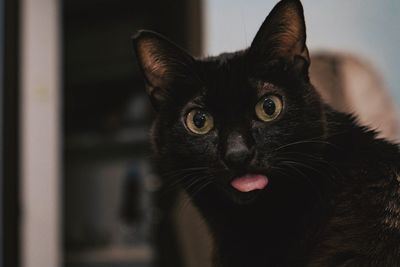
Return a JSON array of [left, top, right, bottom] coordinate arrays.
[[263, 98, 276, 116], [193, 112, 207, 128]]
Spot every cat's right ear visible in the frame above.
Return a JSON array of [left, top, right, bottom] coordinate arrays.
[[132, 30, 197, 110], [249, 0, 310, 75]]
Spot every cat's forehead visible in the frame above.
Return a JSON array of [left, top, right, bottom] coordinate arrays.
[[202, 51, 249, 81], [198, 53, 282, 103]]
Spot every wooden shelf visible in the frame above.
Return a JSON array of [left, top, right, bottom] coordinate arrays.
[[66, 244, 153, 266]]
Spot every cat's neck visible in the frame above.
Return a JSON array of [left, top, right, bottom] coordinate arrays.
[[194, 182, 333, 266]]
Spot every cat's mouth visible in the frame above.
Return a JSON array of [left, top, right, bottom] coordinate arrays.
[[230, 174, 269, 193]]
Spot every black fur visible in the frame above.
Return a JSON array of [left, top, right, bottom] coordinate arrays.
[[132, 0, 400, 266]]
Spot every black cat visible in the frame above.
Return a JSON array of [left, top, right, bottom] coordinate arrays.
[[132, 0, 400, 266]]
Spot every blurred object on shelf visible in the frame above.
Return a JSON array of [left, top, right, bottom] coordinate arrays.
[[311, 52, 400, 142]]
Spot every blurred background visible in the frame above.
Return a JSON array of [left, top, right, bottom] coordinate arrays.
[[1, 0, 399, 267]]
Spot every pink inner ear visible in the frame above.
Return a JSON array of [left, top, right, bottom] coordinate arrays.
[[140, 40, 167, 74], [138, 39, 170, 88]]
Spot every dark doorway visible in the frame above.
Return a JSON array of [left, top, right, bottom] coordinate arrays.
[[62, 1, 202, 266], [2, 0, 20, 266]]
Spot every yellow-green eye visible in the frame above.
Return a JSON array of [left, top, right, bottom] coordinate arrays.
[[185, 109, 214, 135], [255, 95, 283, 122]]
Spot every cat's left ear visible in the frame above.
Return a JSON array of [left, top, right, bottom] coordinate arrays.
[[249, 0, 310, 74], [132, 30, 198, 110]]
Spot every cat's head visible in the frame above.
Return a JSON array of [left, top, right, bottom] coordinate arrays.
[[133, 0, 328, 205]]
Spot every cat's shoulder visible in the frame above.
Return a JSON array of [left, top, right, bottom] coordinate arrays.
[[309, 167, 400, 266], [380, 167, 400, 233], [313, 108, 400, 265]]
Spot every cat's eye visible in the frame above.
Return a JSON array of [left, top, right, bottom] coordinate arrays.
[[255, 95, 283, 122], [185, 109, 214, 135]]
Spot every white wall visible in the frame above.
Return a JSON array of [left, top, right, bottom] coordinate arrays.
[[204, 0, 400, 105], [20, 0, 61, 266]]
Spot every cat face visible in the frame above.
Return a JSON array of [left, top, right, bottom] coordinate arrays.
[[133, 0, 327, 204]]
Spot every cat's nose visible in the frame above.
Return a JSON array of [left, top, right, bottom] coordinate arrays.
[[223, 133, 255, 169]]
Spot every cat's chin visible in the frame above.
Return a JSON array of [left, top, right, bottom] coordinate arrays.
[[223, 186, 266, 205]]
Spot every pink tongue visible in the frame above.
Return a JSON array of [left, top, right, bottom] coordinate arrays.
[[231, 174, 269, 192]]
